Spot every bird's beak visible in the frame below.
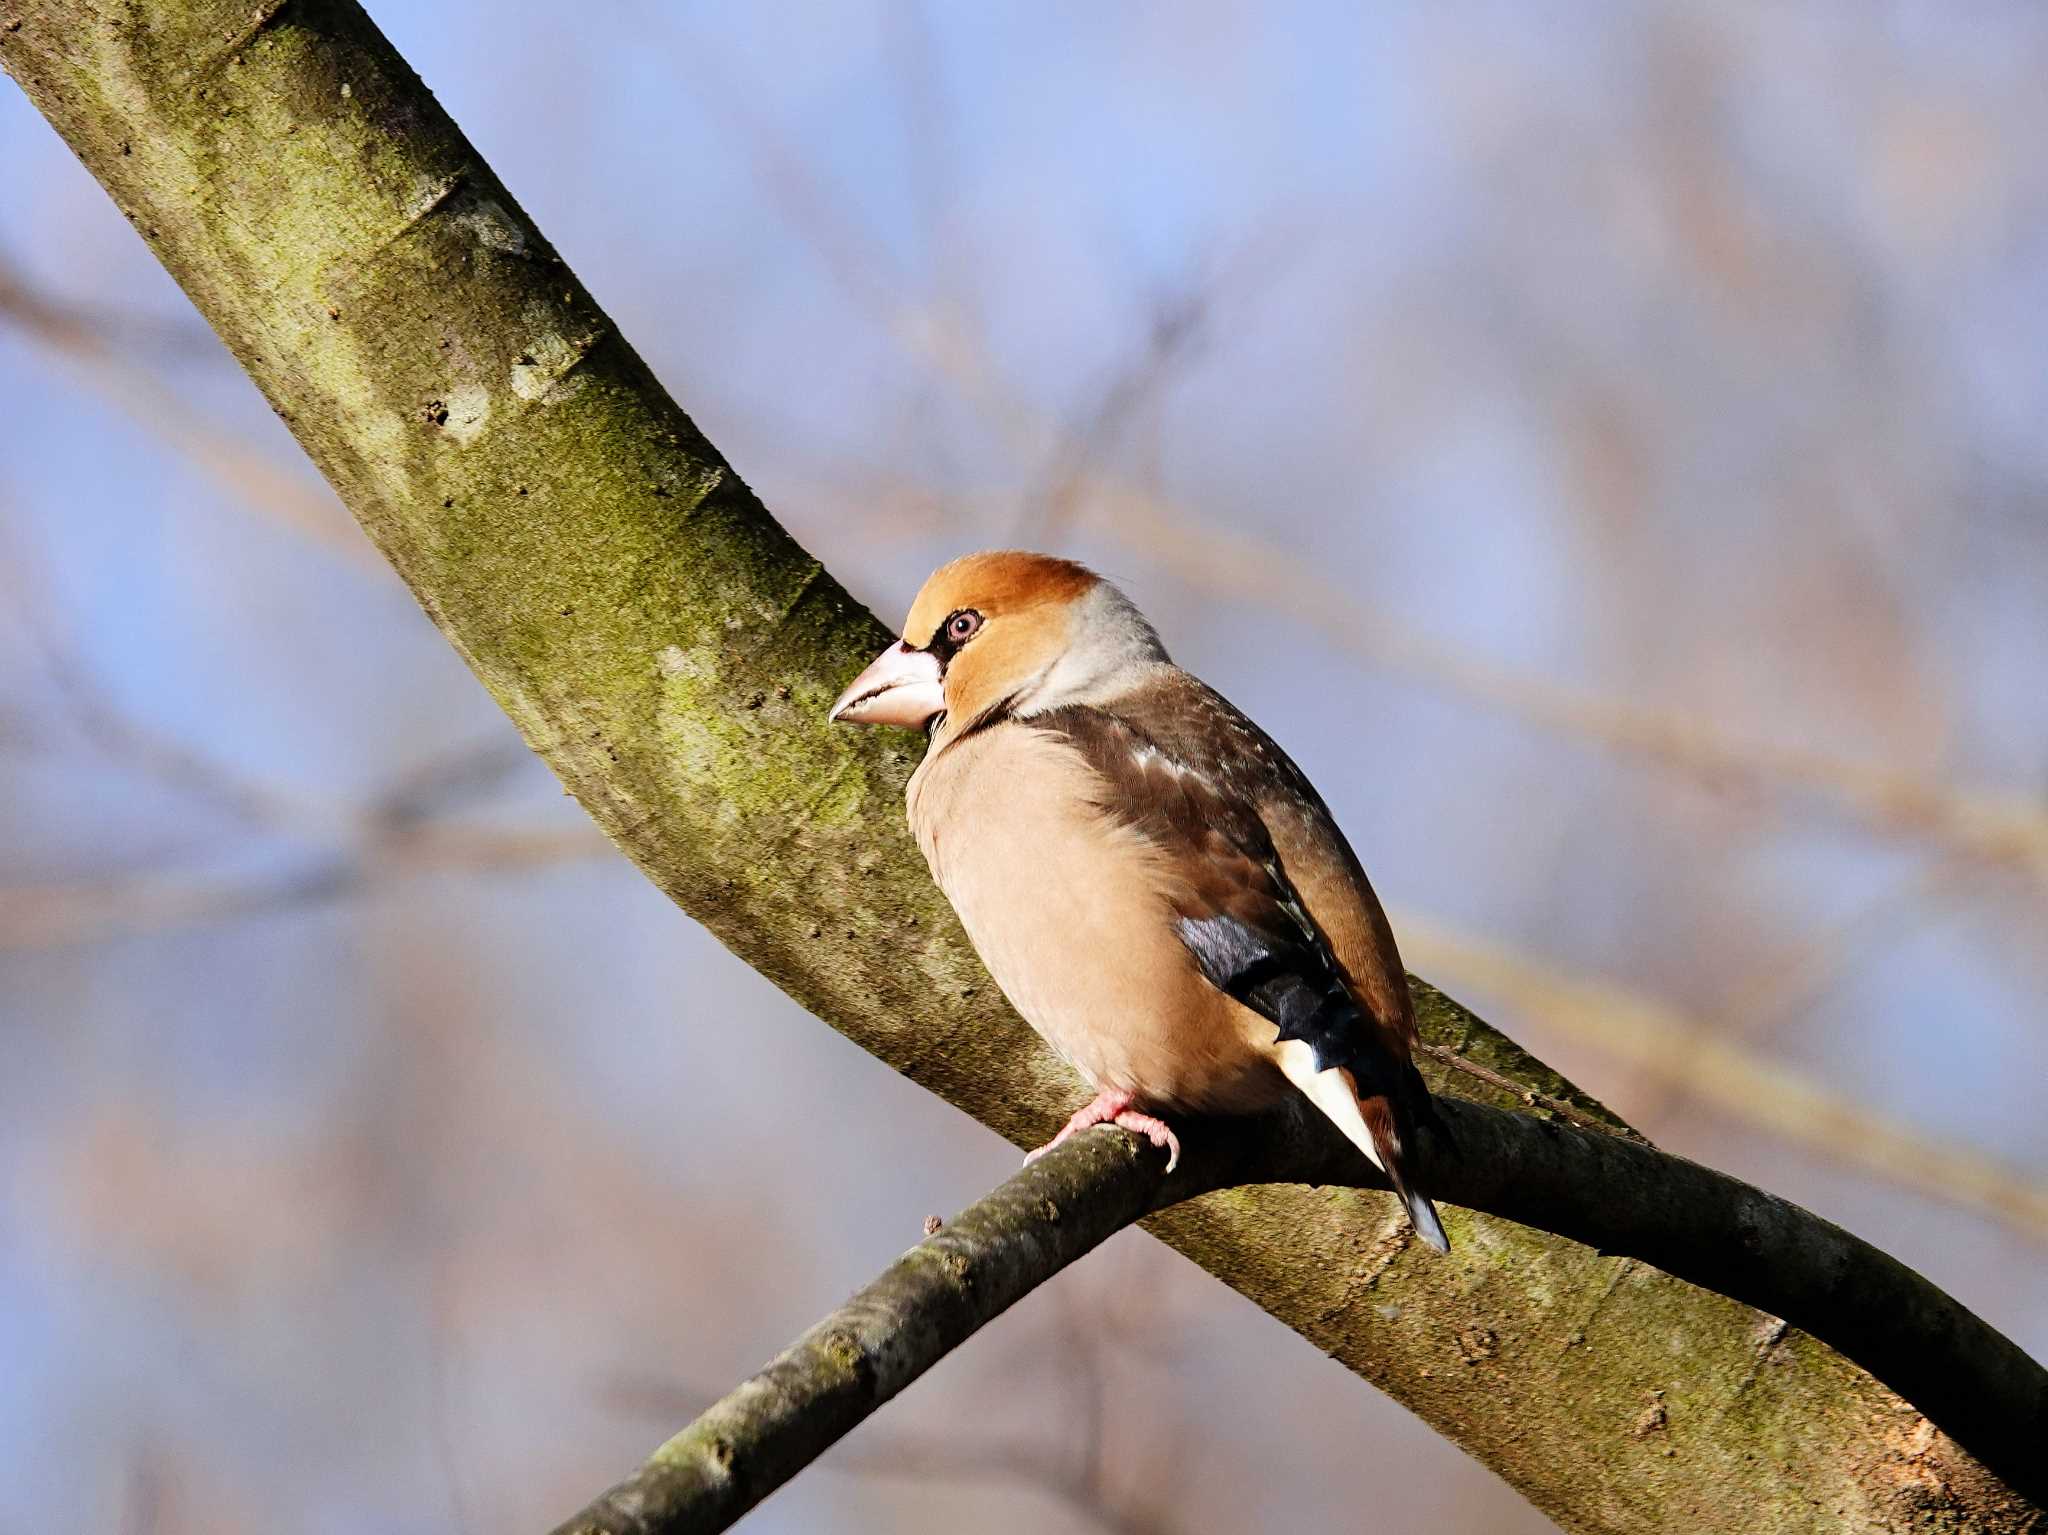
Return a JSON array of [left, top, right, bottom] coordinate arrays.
[[829, 640, 946, 729]]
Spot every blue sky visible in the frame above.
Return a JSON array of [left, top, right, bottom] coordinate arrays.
[[4, 4, 2045, 1530]]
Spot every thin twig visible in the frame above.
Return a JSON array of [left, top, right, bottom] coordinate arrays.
[[18, 9, 2037, 1529], [1415, 1040, 1644, 1141], [1633, 853, 1996, 1124], [0, 505, 354, 837], [0, 255, 385, 575], [0, 822, 614, 950]]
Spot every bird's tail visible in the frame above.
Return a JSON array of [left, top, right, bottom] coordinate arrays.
[[1277, 1044, 1450, 1253]]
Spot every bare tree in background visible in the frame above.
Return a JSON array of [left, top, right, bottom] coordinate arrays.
[[4, 9, 2048, 1535]]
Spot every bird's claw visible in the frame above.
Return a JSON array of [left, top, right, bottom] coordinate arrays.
[[1110, 1110, 1181, 1173], [1025, 1093, 1182, 1173]]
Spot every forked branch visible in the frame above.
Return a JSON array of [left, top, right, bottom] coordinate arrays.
[[7, 5, 2040, 1529], [555, 1094, 2048, 1533]]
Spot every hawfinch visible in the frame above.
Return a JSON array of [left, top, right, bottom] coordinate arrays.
[[830, 551, 1449, 1251]]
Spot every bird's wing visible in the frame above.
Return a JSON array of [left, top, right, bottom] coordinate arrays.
[[1028, 676, 1449, 1250], [1024, 677, 1414, 1101]]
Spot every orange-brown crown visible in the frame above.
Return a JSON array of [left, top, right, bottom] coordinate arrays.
[[901, 551, 1099, 648]]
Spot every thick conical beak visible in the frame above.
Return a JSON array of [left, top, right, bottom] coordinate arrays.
[[828, 640, 945, 728]]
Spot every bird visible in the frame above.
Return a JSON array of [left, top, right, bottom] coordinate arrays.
[[828, 550, 1450, 1251]]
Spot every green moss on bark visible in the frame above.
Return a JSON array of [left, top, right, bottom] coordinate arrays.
[[5, 5, 2036, 1530]]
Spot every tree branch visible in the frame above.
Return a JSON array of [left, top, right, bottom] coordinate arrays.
[[556, 1098, 2048, 1533], [555, 1130, 1168, 1535], [1396, 915, 2048, 1242], [6, 5, 2041, 1530]]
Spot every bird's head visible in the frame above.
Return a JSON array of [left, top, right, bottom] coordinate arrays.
[[828, 550, 1168, 735]]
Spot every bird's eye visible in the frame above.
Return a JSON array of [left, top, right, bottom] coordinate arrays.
[[945, 610, 983, 643]]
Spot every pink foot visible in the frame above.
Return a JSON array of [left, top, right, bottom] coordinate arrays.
[[1025, 1092, 1182, 1173], [1023, 1091, 1126, 1164]]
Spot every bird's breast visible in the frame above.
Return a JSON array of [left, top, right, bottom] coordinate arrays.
[[906, 723, 1283, 1114]]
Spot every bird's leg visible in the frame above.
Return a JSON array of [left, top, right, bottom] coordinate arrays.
[[1024, 1091, 1182, 1174]]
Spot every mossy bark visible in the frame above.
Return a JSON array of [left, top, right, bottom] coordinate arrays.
[[5, 6, 2038, 1530], [554, 1099, 2045, 1535]]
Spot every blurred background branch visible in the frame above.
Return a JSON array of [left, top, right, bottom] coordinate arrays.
[[3, 3, 2045, 1533], [0, 253, 388, 574]]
